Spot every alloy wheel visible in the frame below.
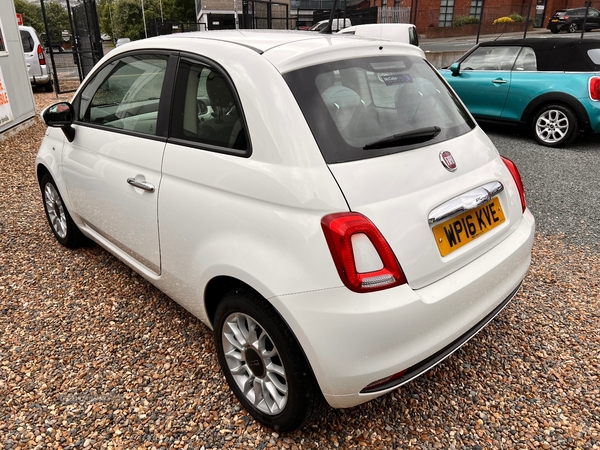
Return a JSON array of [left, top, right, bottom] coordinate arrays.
[[535, 108, 570, 145], [221, 312, 288, 415], [44, 182, 68, 239]]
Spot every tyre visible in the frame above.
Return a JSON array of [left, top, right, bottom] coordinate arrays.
[[40, 173, 87, 248], [531, 104, 578, 148], [44, 80, 54, 93], [550, 29, 559, 34], [213, 288, 322, 431], [567, 22, 578, 33]]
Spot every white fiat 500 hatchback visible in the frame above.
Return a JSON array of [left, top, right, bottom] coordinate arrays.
[[36, 30, 535, 431]]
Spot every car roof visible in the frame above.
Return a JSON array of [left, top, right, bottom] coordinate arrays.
[[475, 38, 600, 71], [110, 30, 425, 73]]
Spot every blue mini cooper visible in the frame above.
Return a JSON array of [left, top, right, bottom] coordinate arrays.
[[440, 38, 600, 147]]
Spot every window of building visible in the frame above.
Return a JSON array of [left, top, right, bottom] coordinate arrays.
[[439, 0, 455, 27], [469, 0, 484, 20]]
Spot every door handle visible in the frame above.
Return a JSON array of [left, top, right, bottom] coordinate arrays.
[[491, 78, 508, 84], [127, 178, 155, 192]]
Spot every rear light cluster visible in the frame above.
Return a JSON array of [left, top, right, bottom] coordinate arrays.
[[37, 44, 46, 66], [501, 156, 526, 213], [589, 77, 600, 101], [321, 212, 406, 293]]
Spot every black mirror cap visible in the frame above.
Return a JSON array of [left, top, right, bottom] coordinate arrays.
[[43, 102, 75, 127]]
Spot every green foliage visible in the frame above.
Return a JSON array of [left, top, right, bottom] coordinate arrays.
[[453, 15, 480, 27], [13, 0, 69, 44], [97, 0, 196, 41], [508, 13, 525, 22], [44, 2, 70, 43], [13, 0, 44, 32]]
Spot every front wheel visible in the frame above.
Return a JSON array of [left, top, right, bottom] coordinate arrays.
[[567, 22, 578, 33], [40, 173, 87, 248], [213, 289, 322, 431], [531, 104, 578, 148]]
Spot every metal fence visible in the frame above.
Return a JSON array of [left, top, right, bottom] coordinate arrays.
[[41, 0, 103, 94], [241, 0, 292, 30]]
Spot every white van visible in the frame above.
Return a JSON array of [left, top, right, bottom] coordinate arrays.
[[19, 25, 53, 92], [308, 18, 352, 32], [338, 23, 420, 47]]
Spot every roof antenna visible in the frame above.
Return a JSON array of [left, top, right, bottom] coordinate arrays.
[[320, 0, 339, 34]]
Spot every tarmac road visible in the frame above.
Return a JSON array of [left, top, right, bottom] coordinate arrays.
[[486, 126, 600, 254]]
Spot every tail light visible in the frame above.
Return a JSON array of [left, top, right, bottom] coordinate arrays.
[[589, 77, 600, 101], [37, 44, 46, 65], [321, 212, 406, 293], [501, 156, 526, 213]]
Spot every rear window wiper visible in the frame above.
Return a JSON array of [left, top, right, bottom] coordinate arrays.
[[363, 126, 441, 150]]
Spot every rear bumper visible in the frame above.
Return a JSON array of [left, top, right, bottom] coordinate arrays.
[[270, 209, 535, 408], [31, 74, 51, 86]]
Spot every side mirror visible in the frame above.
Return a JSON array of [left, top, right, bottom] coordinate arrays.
[[449, 62, 461, 77], [42, 102, 75, 142]]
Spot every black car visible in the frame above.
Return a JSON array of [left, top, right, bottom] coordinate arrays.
[[547, 7, 600, 33]]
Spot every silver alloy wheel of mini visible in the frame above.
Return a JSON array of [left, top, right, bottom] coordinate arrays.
[[221, 312, 288, 415], [44, 182, 68, 239], [535, 108, 570, 144]]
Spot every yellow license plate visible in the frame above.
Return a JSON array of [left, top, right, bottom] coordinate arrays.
[[551, 19, 558, 22], [432, 197, 505, 257]]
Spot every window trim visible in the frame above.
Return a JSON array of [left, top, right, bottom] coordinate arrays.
[[72, 49, 175, 141], [165, 51, 252, 158]]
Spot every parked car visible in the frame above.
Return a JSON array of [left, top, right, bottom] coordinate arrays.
[[19, 25, 53, 92], [36, 30, 534, 431], [337, 23, 420, 47], [440, 38, 600, 147], [308, 18, 352, 32], [547, 7, 600, 33]]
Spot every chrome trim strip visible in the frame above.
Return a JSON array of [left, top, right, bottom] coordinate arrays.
[[428, 181, 504, 225]]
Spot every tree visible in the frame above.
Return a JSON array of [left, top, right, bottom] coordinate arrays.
[[14, 0, 70, 44], [43, 1, 70, 43], [13, 0, 44, 32], [97, 0, 196, 40]]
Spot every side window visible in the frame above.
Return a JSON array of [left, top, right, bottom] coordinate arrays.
[[78, 54, 168, 136], [460, 46, 520, 71], [170, 58, 248, 152], [514, 47, 537, 71], [20, 31, 34, 52]]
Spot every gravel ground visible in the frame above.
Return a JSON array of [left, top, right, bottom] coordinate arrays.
[[1, 92, 599, 449]]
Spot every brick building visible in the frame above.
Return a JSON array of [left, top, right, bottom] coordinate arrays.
[[373, 0, 599, 34]]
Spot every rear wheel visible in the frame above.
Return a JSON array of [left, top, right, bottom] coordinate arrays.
[[40, 173, 87, 248], [567, 22, 578, 33], [550, 29, 559, 34], [213, 288, 322, 431], [44, 80, 54, 92], [531, 104, 578, 148]]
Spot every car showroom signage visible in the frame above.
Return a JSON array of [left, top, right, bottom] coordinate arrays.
[[0, 66, 14, 126]]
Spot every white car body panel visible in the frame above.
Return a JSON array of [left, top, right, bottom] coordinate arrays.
[[61, 128, 164, 273], [271, 209, 534, 406], [328, 127, 525, 289], [35, 31, 535, 413]]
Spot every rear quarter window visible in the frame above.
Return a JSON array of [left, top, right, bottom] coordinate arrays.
[[587, 48, 600, 65]]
